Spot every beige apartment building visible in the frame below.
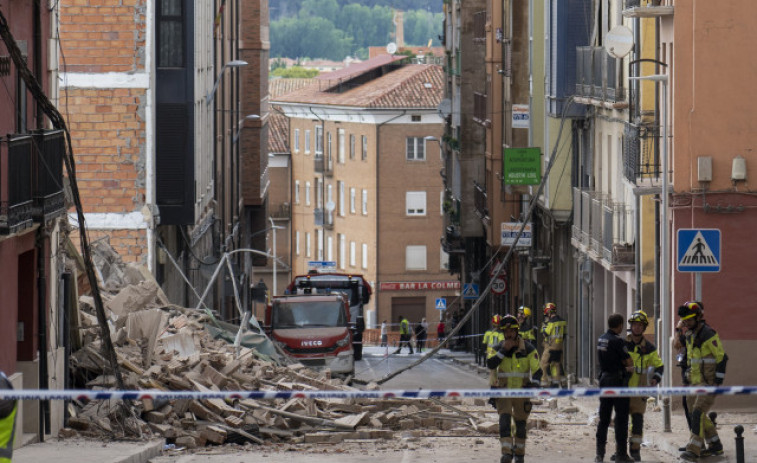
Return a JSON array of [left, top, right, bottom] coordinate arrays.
[[271, 56, 458, 331]]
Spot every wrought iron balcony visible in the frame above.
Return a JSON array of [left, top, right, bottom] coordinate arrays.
[[473, 181, 488, 220], [314, 208, 334, 229], [314, 155, 333, 177], [572, 186, 635, 268], [575, 46, 626, 104], [441, 224, 464, 254], [623, 124, 662, 184], [33, 130, 66, 222], [0, 135, 34, 234], [270, 202, 291, 220]]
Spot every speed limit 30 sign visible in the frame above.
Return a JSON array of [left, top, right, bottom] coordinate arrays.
[[491, 276, 507, 295]]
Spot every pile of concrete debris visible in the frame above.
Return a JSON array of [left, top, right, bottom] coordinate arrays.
[[64, 239, 491, 448]]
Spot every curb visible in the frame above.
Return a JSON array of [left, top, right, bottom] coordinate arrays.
[[115, 440, 165, 463]]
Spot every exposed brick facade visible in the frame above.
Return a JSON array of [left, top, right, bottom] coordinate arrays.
[[70, 228, 148, 263]]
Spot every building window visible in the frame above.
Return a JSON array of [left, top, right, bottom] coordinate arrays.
[[411, 115, 421, 122], [316, 126, 323, 155], [440, 248, 449, 270], [339, 234, 346, 269], [440, 190, 445, 215], [294, 129, 300, 153], [317, 178, 323, 208], [157, 0, 184, 68], [350, 187, 356, 214], [327, 131, 332, 160], [317, 229, 324, 260], [361, 135, 368, 160], [338, 129, 345, 164], [295, 180, 300, 204], [295, 231, 300, 256], [361, 189, 368, 215], [305, 129, 311, 154], [406, 245, 427, 270], [327, 235, 333, 262], [349, 134, 356, 160], [327, 183, 333, 208], [362, 243, 368, 269], [350, 241, 356, 267], [305, 181, 311, 206], [338, 181, 345, 216], [306, 232, 311, 257], [406, 137, 426, 161], [406, 191, 427, 216]]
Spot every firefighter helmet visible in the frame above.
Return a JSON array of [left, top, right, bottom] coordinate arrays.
[[543, 302, 557, 316], [499, 314, 519, 331], [491, 314, 503, 326], [518, 306, 532, 317], [678, 301, 704, 321], [628, 310, 649, 327]]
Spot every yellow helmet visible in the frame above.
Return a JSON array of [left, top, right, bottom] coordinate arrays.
[[678, 301, 704, 321], [628, 310, 649, 326], [518, 306, 532, 317]]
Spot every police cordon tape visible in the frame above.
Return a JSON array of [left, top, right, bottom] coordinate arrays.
[[1, 386, 755, 401]]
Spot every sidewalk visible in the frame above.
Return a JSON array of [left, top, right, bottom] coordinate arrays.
[[13, 438, 163, 463]]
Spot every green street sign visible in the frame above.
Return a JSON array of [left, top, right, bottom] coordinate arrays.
[[503, 147, 541, 185]]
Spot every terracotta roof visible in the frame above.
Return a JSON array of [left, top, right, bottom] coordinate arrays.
[[268, 113, 289, 154], [315, 54, 406, 82], [269, 78, 318, 98], [271, 64, 444, 109]]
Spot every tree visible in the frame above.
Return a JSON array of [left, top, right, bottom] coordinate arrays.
[[271, 66, 320, 78]]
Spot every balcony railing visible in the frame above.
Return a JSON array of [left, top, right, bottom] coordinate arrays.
[[473, 181, 488, 220], [1, 135, 34, 234], [33, 130, 66, 222], [602, 203, 634, 267], [572, 186, 635, 268], [314, 155, 333, 177], [623, 123, 661, 183], [575, 46, 626, 103], [623, 0, 674, 18], [314, 208, 334, 229], [270, 202, 291, 220]]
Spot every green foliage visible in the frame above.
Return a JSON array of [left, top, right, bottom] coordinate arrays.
[[271, 66, 320, 78], [270, 1, 442, 60], [270, 58, 287, 72]]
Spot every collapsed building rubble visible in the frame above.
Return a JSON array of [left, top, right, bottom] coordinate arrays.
[[65, 239, 500, 449]]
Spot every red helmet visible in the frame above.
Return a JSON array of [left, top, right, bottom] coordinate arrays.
[[492, 314, 503, 326], [543, 302, 557, 316]]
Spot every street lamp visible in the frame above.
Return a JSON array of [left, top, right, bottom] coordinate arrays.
[[206, 59, 248, 105], [233, 114, 260, 144], [268, 216, 285, 296], [424, 136, 446, 160], [630, 73, 670, 428]]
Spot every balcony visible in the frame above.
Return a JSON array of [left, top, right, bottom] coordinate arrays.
[[32, 130, 66, 222], [622, 0, 674, 18], [314, 208, 334, 229], [441, 224, 464, 255], [473, 181, 488, 221], [602, 203, 634, 268], [572, 187, 635, 269], [575, 47, 627, 107], [314, 155, 333, 177], [0, 135, 34, 235], [623, 123, 662, 185], [270, 202, 291, 220]]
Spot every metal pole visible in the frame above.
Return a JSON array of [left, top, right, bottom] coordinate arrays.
[[270, 216, 277, 296], [660, 76, 672, 432], [735, 425, 745, 463], [695, 272, 702, 301]]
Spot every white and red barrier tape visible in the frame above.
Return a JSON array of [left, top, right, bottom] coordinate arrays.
[[0, 386, 755, 401]]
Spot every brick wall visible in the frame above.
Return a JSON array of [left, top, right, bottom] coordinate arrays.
[[58, 0, 147, 73], [69, 228, 147, 264], [65, 87, 147, 213]]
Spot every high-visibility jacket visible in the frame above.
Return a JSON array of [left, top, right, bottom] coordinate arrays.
[[487, 338, 541, 389], [542, 315, 567, 351], [0, 404, 16, 463], [483, 329, 504, 357], [399, 318, 410, 336], [518, 318, 537, 342], [685, 322, 727, 386], [626, 336, 664, 387]]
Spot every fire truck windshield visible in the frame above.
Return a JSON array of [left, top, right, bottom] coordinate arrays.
[[272, 301, 347, 329]]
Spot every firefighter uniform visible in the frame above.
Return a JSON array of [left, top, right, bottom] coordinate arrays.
[[679, 302, 728, 461], [483, 315, 505, 387], [487, 315, 541, 463], [625, 311, 663, 461], [517, 307, 537, 343], [539, 303, 566, 387], [0, 372, 17, 463]]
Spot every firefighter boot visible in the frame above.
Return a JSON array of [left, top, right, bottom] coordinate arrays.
[[513, 455, 525, 463], [702, 440, 724, 457], [629, 449, 641, 462], [595, 443, 606, 462], [500, 454, 513, 463]]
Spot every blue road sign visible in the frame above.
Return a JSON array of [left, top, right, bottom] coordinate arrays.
[[462, 283, 480, 300], [677, 229, 721, 273], [435, 298, 447, 310]]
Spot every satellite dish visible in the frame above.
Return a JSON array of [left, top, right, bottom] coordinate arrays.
[[386, 42, 397, 55], [605, 25, 634, 59], [326, 201, 336, 212]]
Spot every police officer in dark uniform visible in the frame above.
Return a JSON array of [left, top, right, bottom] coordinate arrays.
[[595, 313, 634, 463]]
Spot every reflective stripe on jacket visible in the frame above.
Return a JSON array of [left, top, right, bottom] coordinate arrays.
[[626, 337, 664, 387], [483, 330, 504, 357], [542, 315, 567, 350], [0, 403, 16, 462], [685, 323, 727, 385], [488, 339, 540, 389]]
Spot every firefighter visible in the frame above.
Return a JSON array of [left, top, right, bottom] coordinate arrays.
[[0, 370, 17, 463], [516, 306, 537, 343], [487, 315, 542, 463], [539, 303, 566, 387], [678, 301, 727, 461], [393, 315, 414, 354], [483, 315, 505, 386], [625, 310, 663, 462]]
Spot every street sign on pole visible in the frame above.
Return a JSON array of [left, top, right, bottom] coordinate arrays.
[[435, 298, 447, 310], [491, 277, 507, 295], [462, 283, 479, 300], [677, 229, 721, 273]]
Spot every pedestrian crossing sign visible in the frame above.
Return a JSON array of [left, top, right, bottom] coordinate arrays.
[[435, 298, 447, 310], [677, 228, 721, 273], [462, 283, 479, 300]]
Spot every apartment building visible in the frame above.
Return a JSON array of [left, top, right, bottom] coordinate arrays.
[[272, 56, 457, 328]]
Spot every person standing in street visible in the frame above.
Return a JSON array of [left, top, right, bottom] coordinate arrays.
[[380, 320, 388, 347], [483, 315, 504, 386], [625, 310, 664, 461], [595, 313, 634, 463], [437, 319, 446, 345], [678, 301, 728, 461], [393, 315, 414, 354], [414, 318, 428, 353], [0, 370, 18, 463], [487, 315, 542, 463], [539, 303, 567, 387], [516, 306, 537, 344]]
